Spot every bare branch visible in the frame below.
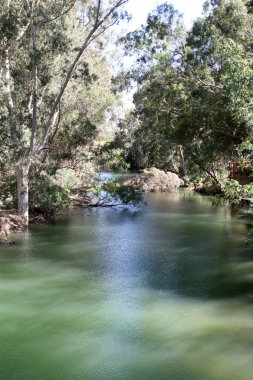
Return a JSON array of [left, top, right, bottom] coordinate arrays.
[[89, 19, 118, 43], [95, 0, 102, 25], [39, 0, 77, 26]]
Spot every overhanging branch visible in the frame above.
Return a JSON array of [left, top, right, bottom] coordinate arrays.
[[36, 0, 128, 154]]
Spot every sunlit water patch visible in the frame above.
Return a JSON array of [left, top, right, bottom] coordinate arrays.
[[0, 191, 253, 379]]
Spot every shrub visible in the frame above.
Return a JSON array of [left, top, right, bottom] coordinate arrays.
[[54, 168, 79, 190], [219, 180, 253, 206], [29, 174, 71, 214]]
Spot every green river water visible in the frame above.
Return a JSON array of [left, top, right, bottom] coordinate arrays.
[[0, 191, 253, 380]]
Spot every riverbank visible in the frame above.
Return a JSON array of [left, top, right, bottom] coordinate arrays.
[[0, 212, 28, 244], [1, 168, 252, 240]]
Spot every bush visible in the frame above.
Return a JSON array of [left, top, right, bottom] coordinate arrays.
[[30, 174, 71, 214], [54, 168, 79, 190], [218, 180, 253, 206], [0, 173, 16, 209]]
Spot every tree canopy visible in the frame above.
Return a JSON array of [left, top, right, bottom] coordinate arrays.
[[116, 0, 253, 202]]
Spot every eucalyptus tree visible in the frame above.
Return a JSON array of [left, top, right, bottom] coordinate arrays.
[[121, 0, 253, 188], [178, 0, 253, 186], [0, 0, 127, 222], [120, 3, 186, 172], [42, 47, 119, 174]]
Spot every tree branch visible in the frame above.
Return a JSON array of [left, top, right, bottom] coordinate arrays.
[[36, 0, 128, 154], [188, 64, 224, 92], [39, 0, 77, 26], [192, 156, 225, 191]]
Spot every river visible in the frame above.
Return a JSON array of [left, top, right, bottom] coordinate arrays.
[[0, 191, 253, 379]]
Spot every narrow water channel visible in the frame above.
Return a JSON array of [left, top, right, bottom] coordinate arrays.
[[0, 191, 253, 379]]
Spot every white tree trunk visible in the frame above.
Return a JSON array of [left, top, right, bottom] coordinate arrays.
[[17, 161, 30, 225], [179, 147, 187, 177]]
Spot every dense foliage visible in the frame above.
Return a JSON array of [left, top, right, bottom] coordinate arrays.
[[116, 0, 253, 204], [0, 0, 127, 220]]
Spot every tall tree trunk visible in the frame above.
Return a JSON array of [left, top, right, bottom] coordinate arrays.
[[179, 146, 187, 177], [17, 160, 30, 225]]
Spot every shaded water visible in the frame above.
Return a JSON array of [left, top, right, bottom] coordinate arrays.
[[0, 191, 253, 379]]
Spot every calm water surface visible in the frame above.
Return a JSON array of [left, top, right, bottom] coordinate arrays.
[[0, 191, 253, 379]]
